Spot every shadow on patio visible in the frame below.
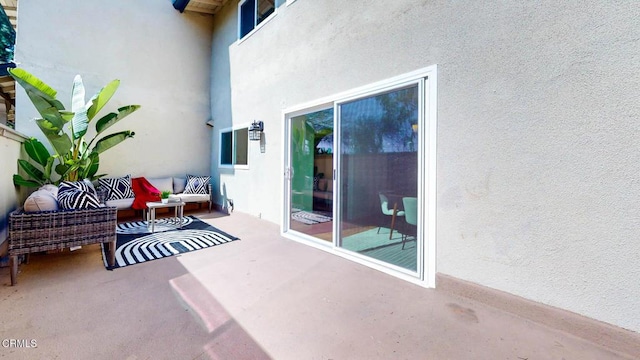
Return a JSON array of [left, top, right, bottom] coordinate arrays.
[[0, 210, 638, 359]]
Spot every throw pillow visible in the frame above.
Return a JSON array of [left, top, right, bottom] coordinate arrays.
[[183, 175, 210, 195], [173, 177, 186, 194], [59, 180, 97, 197], [98, 175, 135, 200], [40, 184, 59, 199], [24, 189, 59, 212], [58, 188, 101, 210]]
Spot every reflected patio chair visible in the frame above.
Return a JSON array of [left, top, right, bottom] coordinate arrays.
[[378, 192, 404, 238], [401, 197, 417, 249]]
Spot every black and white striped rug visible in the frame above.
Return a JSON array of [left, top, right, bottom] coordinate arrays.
[[101, 216, 239, 269], [291, 209, 332, 225]]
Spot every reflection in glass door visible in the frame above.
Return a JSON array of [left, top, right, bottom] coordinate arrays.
[[338, 84, 419, 271], [288, 108, 334, 242]]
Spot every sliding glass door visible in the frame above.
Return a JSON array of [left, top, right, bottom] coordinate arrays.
[[337, 84, 419, 272], [284, 68, 435, 283], [287, 108, 334, 242]]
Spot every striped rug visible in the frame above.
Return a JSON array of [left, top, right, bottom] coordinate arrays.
[[101, 215, 239, 269], [291, 210, 332, 225]]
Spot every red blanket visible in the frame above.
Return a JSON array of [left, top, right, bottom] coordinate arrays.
[[131, 177, 161, 210]]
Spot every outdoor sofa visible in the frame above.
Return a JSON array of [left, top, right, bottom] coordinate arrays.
[[101, 175, 213, 213], [8, 206, 117, 285], [7, 174, 212, 284]]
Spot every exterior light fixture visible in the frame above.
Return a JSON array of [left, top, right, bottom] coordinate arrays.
[[411, 123, 418, 133], [249, 120, 264, 141]]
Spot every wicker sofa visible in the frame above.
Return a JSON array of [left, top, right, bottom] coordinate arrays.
[[8, 206, 117, 285]]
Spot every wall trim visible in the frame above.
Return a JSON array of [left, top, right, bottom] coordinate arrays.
[[436, 273, 640, 358], [0, 124, 27, 143]]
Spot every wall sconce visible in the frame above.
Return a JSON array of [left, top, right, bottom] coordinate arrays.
[[249, 120, 264, 141], [411, 123, 418, 133]]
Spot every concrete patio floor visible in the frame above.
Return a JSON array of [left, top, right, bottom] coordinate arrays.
[[0, 210, 638, 359]]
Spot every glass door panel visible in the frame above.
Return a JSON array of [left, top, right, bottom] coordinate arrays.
[[288, 108, 334, 242], [338, 85, 419, 271]]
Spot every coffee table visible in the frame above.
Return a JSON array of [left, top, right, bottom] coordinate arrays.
[[145, 201, 186, 233]]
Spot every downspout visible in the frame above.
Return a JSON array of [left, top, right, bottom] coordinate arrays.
[[172, 0, 189, 13]]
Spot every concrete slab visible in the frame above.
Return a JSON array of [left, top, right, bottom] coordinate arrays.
[[0, 211, 637, 359]]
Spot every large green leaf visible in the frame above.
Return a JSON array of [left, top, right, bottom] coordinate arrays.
[[71, 75, 89, 140], [44, 156, 55, 180], [13, 174, 42, 188], [26, 90, 67, 129], [36, 119, 73, 156], [93, 131, 135, 154], [55, 163, 71, 178], [95, 105, 141, 134], [85, 152, 100, 179], [8, 68, 58, 100], [23, 137, 50, 167], [60, 111, 75, 122], [87, 79, 120, 120], [17, 159, 45, 182]]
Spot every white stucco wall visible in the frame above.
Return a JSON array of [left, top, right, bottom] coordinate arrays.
[[209, 1, 640, 332], [14, 0, 215, 180], [0, 125, 27, 250]]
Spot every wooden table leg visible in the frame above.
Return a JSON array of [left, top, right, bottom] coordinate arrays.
[[390, 203, 398, 240]]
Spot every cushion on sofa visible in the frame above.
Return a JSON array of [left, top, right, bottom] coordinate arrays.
[[173, 177, 186, 194], [58, 188, 101, 210], [146, 177, 174, 194], [98, 175, 135, 200], [105, 198, 135, 210], [24, 188, 59, 212], [40, 184, 59, 198], [174, 193, 210, 203], [59, 180, 97, 197], [183, 175, 210, 194]]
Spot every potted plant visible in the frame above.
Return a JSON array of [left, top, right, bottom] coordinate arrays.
[[160, 190, 172, 204], [9, 68, 140, 187]]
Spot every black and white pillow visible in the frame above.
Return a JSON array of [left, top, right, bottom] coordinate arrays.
[[183, 175, 210, 194], [59, 179, 97, 197], [98, 175, 135, 200], [58, 181, 101, 210]]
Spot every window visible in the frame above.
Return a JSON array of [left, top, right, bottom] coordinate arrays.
[[219, 127, 249, 168], [238, 0, 276, 39]]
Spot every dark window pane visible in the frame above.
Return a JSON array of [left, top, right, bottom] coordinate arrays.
[[221, 131, 233, 165], [235, 128, 249, 165], [240, 0, 256, 38], [257, 0, 275, 25]]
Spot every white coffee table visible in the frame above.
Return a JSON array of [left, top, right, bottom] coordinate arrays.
[[145, 201, 186, 233]]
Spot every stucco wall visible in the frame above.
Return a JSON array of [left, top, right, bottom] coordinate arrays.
[[14, 0, 215, 180], [209, 1, 640, 332], [0, 125, 27, 251]]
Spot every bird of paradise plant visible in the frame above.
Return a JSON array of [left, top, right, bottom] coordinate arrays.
[[9, 68, 140, 187]]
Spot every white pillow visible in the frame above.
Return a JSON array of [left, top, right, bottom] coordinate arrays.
[[173, 177, 186, 194], [40, 184, 59, 198], [24, 189, 59, 212]]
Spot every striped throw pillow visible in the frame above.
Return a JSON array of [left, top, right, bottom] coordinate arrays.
[[183, 175, 210, 194], [98, 175, 135, 200]]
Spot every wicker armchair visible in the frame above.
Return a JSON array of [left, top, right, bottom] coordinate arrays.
[[8, 206, 117, 285]]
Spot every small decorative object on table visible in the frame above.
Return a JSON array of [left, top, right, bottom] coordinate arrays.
[[160, 190, 172, 204]]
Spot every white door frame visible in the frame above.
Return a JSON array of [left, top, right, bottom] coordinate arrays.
[[281, 65, 438, 288]]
